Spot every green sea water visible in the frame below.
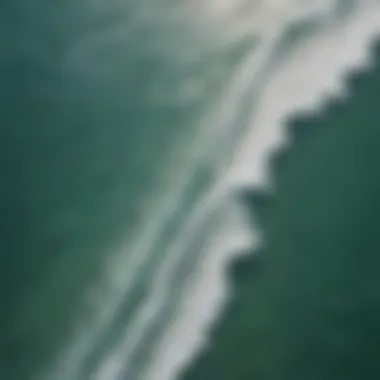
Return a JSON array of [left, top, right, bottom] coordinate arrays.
[[1, 1, 380, 380]]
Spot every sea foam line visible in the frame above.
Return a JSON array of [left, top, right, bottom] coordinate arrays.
[[41, 12, 282, 380], [96, 1, 346, 378], [87, 0, 341, 378], [40, 23, 258, 380], [90, 1, 341, 379], [139, 2, 380, 380], [90, 17, 294, 380]]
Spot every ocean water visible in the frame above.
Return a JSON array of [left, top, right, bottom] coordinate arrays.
[[1, 1, 380, 380]]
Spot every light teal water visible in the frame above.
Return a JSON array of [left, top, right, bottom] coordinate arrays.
[[1, 1, 380, 380]]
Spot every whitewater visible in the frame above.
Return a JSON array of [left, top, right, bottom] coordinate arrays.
[[38, 1, 380, 380]]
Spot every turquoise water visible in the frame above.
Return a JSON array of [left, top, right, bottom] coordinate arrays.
[[1, 1, 380, 380]]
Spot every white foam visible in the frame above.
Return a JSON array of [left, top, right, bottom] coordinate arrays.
[[89, 0, 337, 377], [140, 2, 380, 380], [90, 10, 290, 379], [51, 10, 297, 379], [232, 0, 380, 189]]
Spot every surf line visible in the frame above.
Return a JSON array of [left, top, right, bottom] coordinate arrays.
[[139, 3, 380, 380], [91, 4, 344, 380]]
